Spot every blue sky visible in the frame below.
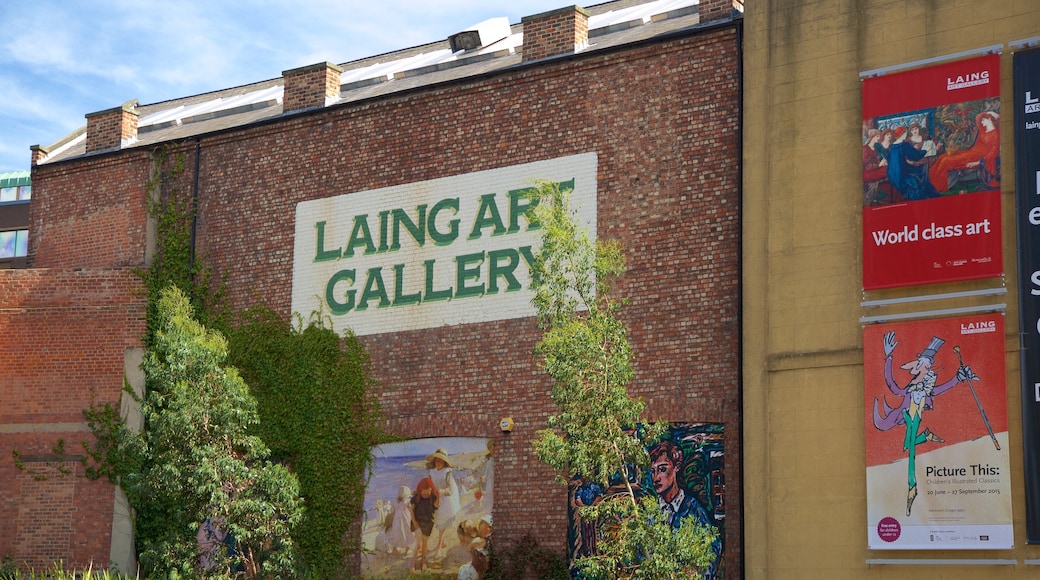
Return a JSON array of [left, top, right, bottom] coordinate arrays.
[[0, 1, 566, 172]]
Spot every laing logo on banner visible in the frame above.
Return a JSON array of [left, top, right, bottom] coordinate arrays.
[[960, 320, 996, 334], [1026, 91, 1040, 115], [947, 70, 990, 91], [291, 153, 598, 336]]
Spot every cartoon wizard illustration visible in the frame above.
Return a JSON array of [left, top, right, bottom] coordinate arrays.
[[872, 331, 978, 516]]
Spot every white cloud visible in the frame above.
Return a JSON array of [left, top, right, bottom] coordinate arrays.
[[0, 0, 565, 170]]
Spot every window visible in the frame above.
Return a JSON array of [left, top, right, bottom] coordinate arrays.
[[0, 230, 28, 258], [0, 186, 30, 202]]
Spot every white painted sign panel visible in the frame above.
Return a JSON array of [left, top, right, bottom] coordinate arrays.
[[292, 153, 597, 336]]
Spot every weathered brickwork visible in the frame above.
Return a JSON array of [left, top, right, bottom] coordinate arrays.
[[14, 20, 742, 575], [28, 153, 151, 269], [192, 27, 742, 570], [0, 268, 145, 568]]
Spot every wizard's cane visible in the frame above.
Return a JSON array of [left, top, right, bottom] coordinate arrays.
[[953, 345, 1000, 450]]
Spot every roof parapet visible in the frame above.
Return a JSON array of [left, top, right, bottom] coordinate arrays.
[[84, 100, 139, 155], [283, 62, 343, 114], [521, 6, 590, 63]]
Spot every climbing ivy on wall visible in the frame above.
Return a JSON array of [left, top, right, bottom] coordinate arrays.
[[84, 144, 385, 578], [138, 146, 223, 345], [224, 307, 383, 578]]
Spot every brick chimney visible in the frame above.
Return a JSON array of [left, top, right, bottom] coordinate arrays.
[[521, 6, 589, 63], [282, 62, 343, 113], [85, 100, 139, 154], [30, 144, 49, 167], [698, 0, 742, 23]]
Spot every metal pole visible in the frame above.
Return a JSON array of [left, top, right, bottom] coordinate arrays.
[[953, 345, 1000, 450]]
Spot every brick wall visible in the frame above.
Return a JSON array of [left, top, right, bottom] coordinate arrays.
[[85, 102, 138, 154], [0, 268, 145, 568], [192, 26, 742, 571], [21, 22, 742, 575], [28, 152, 151, 269]]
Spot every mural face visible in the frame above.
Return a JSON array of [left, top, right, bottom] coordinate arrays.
[[361, 437, 494, 578], [567, 423, 724, 579]]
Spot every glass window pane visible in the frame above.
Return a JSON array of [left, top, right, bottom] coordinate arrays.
[[0, 231, 14, 258], [15, 230, 28, 257], [18, 186, 31, 200], [0, 187, 15, 202], [0, 230, 28, 257]]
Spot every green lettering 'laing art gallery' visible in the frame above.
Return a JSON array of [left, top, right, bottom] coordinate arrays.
[[292, 153, 598, 336]]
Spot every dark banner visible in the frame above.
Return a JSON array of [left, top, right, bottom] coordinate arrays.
[[1014, 47, 1040, 544], [862, 54, 1002, 290]]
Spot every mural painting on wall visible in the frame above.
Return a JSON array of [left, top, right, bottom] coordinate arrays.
[[864, 314, 1012, 549], [568, 423, 724, 578], [861, 54, 1002, 289], [361, 437, 494, 578]]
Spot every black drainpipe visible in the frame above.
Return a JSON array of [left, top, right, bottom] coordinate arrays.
[[190, 137, 201, 270], [735, 17, 745, 580]]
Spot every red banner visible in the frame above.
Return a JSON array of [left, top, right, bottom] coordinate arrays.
[[864, 315, 1011, 549], [862, 54, 1002, 290]]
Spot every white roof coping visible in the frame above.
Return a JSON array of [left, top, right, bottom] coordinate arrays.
[[591, 0, 699, 29], [46, 0, 722, 163], [138, 85, 283, 129]]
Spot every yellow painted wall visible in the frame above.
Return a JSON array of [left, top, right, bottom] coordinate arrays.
[[744, 0, 1040, 577]]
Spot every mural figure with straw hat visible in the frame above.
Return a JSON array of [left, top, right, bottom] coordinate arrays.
[[872, 331, 981, 516], [426, 448, 461, 561], [361, 437, 493, 577]]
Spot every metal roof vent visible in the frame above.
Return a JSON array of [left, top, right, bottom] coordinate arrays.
[[448, 17, 511, 52]]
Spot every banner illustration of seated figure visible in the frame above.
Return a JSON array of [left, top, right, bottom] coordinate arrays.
[[861, 54, 1002, 289], [864, 315, 1011, 550]]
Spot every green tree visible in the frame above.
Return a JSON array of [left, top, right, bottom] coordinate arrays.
[[84, 151, 381, 576], [126, 285, 303, 578], [529, 181, 717, 579]]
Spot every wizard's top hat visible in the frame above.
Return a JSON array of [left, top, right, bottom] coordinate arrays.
[[918, 336, 945, 362]]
